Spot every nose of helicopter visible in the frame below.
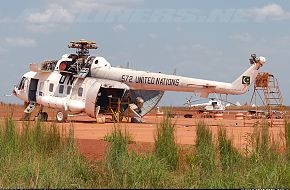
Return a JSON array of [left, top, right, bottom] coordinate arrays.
[[12, 85, 19, 97]]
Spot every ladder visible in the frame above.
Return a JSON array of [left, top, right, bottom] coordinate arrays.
[[250, 72, 285, 123]]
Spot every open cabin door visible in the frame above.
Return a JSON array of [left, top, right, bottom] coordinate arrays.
[[96, 87, 126, 113]]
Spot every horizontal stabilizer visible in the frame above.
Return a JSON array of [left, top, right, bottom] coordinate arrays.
[[188, 84, 216, 88], [194, 91, 209, 98]]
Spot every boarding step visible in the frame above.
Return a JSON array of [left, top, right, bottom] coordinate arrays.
[[24, 101, 36, 113]]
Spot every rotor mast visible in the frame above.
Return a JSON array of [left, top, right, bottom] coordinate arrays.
[[68, 39, 98, 58]]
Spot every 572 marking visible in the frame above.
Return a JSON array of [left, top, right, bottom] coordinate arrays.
[[121, 75, 133, 83]]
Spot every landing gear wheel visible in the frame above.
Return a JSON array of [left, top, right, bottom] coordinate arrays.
[[56, 111, 67, 123], [37, 112, 48, 122]]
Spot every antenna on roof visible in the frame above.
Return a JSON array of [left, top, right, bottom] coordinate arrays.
[[173, 68, 177, 75]]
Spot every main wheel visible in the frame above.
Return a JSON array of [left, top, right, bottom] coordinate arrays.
[[56, 111, 67, 123], [43, 112, 48, 121], [37, 112, 48, 122]]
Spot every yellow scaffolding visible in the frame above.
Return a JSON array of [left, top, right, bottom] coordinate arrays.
[[108, 96, 131, 122]]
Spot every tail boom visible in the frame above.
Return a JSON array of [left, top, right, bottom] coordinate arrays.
[[90, 55, 266, 98]]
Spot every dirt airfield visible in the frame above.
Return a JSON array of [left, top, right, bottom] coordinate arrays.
[[0, 103, 287, 160]]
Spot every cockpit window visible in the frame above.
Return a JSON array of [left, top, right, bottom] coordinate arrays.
[[59, 75, 66, 84], [67, 75, 75, 85], [18, 77, 26, 90]]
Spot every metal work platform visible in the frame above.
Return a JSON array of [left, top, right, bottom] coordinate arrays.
[[250, 72, 285, 123]]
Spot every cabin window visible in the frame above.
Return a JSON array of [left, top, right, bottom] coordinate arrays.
[[59, 85, 64, 94], [67, 86, 72, 95], [67, 75, 75, 85], [78, 87, 83, 97], [39, 82, 44, 89], [39, 82, 44, 96], [49, 83, 54, 92]]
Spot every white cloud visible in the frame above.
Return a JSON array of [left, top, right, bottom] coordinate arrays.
[[112, 24, 127, 31], [40, 0, 143, 14], [229, 33, 253, 42], [5, 37, 37, 48], [26, 4, 74, 24], [24, 0, 143, 32], [71, 1, 104, 13], [72, 0, 143, 12], [240, 4, 290, 22], [25, 4, 74, 32]]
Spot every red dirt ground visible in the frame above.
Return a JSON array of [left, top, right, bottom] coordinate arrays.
[[0, 103, 287, 160]]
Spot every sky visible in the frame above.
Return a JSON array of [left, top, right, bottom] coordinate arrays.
[[0, 0, 290, 106]]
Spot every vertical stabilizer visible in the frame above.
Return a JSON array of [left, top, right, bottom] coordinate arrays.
[[231, 54, 266, 93]]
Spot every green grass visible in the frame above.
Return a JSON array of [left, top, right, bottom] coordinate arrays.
[[285, 121, 290, 160], [103, 126, 134, 144], [104, 125, 169, 188], [185, 121, 290, 189], [185, 122, 217, 188], [0, 115, 289, 188], [217, 127, 241, 172], [154, 111, 179, 171], [0, 117, 99, 188]]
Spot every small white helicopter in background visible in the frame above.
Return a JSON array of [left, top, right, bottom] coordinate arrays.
[[184, 95, 237, 112]]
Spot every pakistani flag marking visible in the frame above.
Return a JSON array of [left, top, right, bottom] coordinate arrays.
[[242, 76, 250, 85]]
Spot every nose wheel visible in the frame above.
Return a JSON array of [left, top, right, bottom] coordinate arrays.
[[56, 111, 68, 122]]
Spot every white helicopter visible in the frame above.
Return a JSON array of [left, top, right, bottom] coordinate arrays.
[[12, 40, 266, 122], [184, 95, 236, 112]]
